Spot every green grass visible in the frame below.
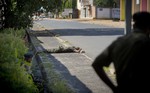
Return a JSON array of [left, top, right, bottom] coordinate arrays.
[[0, 28, 39, 93]]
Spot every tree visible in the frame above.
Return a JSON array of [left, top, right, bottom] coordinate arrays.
[[72, 0, 77, 9], [113, 0, 120, 7], [43, 0, 75, 18], [63, 0, 76, 9], [2, 0, 43, 29], [0, 0, 6, 30], [94, 0, 115, 7], [1, 0, 77, 29], [64, 0, 72, 8], [42, 0, 62, 18]]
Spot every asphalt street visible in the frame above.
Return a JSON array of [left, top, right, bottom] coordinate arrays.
[[32, 19, 124, 93], [35, 19, 124, 60]]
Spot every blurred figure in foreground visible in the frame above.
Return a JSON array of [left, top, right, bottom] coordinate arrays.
[[92, 12, 150, 93]]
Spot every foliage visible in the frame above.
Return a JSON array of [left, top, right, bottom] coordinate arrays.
[[0, 34, 27, 63], [63, 0, 72, 8], [94, 0, 115, 7], [43, 0, 76, 16], [1, 28, 26, 38], [72, 0, 77, 9], [0, 28, 39, 93], [50, 80, 75, 93], [42, 0, 62, 14], [0, 62, 38, 93], [0, 29, 23, 62], [0, 0, 5, 30], [1, 0, 77, 29], [113, 0, 120, 7], [3, 0, 43, 29], [62, 0, 76, 9]]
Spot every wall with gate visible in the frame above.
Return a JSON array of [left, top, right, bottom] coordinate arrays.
[[96, 8, 120, 19]]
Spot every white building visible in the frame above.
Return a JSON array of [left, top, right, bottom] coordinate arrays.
[[77, 0, 95, 19]]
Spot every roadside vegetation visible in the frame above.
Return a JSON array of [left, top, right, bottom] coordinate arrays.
[[0, 22, 76, 93], [0, 0, 119, 92], [94, 0, 119, 7], [0, 0, 76, 30], [0, 28, 39, 93]]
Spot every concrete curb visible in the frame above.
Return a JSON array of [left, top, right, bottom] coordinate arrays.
[[26, 27, 116, 93], [26, 29, 50, 93], [26, 29, 76, 93]]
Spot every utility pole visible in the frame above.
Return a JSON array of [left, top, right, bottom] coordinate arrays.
[[125, 0, 132, 35]]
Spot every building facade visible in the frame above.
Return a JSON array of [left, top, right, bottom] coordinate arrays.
[[120, 0, 150, 21], [77, 0, 95, 18], [77, 0, 150, 20]]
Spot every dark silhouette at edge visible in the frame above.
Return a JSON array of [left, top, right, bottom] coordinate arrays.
[[92, 11, 150, 93]]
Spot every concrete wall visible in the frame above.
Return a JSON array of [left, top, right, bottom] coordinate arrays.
[[112, 8, 120, 19], [132, 0, 150, 13], [77, 0, 94, 18], [62, 8, 73, 18], [96, 8, 120, 19], [141, 0, 147, 11], [96, 8, 111, 19], [92, 6, 96, 18], [77, 0, 82, 10], [132, 0, 140, 14]]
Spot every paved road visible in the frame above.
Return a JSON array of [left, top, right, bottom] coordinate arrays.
[[33, 19, 125, 93], [35, 19, 124, 60]]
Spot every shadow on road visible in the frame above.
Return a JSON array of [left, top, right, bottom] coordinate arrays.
[[47, 28, 124, 36], [47, 54, 93, 93], [31, 30, 93, 93]]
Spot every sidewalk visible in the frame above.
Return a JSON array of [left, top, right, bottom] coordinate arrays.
[[79, 19, 125, 28], [59, 18, 125, 28], [29, 23, 116, 93]]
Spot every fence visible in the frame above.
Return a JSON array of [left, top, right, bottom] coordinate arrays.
[[96, 7, 120, 19]]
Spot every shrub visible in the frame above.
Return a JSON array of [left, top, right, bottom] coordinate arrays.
[[0, 62, 38, 93], [0, 33, 26, 63], [1, 28, 26, 38], [0, 29, 38, 93]]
